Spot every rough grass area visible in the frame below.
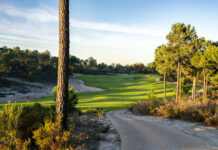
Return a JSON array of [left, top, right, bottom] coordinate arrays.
[[131, 98, 218, 127], [0, 74, 200, 112]]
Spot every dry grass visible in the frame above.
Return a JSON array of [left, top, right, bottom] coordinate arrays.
[[131, 97, 218, 127]]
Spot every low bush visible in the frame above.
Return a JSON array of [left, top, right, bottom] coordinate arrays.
[[0, 102, 86, 149], [0, 102, 30, 150], [33, 114, 71, 150], [96, 108, 104, 120], [18, 103, 55, 140], [0, 102, 56, 149], [131, 90, 161, 115], [131, 97, 218, 127], [147, 90, 157, 102], [33, 114, 87, 150]]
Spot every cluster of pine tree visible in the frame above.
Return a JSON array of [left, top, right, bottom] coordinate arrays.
[[0, 46, 155, 82], [154, 23, 218, 101]]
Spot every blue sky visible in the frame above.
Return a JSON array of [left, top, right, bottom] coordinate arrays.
[[0, 0, 217, 65]]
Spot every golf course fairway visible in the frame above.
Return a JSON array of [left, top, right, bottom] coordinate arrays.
[[0, 74, 181, 111]]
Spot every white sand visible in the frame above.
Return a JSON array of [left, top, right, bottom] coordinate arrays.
[[0, 75, 104, 103]]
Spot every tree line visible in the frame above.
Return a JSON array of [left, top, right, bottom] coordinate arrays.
[[0, 46, 156, 82], [154, 23, 218, 101]]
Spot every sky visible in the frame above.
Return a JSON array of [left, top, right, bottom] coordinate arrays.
[[0, 0, 218, 65]]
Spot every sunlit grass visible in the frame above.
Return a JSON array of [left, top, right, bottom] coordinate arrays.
[[75, 74, 176, 111], [0, 74, 197, 112]]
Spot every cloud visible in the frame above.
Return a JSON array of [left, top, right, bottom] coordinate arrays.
[[0, 4, 57, 23], [0, 3, 165, 37], [0, 3, 166, 64], [71, 19, 165, 37]]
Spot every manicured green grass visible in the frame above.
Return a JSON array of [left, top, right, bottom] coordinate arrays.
[[76, 74, 176, 111], [1, 74, 198, 112]]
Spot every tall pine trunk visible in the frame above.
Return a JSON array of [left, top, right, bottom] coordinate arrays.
[[192, 76, 196, 101], [205, 74, 208, 101], [56, 0, 69, 129], [179, 65, 182, 101], [203, 68, 206, 102], [164, 72, 166, 100], [176, 62, 180, 102]]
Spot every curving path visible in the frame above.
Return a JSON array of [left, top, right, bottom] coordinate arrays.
[[107, 109, 218, 150]]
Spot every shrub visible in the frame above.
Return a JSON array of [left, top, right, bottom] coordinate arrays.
[[131, 97, 218, 127], [131, 100, 160, 115], [53, 86, 79, 113], [33, 114, 86, 150], [0, 102, 30, 150], [33, 114, 71, 150], [18, 103, 55, 140], [131, 90, 161, 115], [147, 90, 157, 102], [96, 108, 104, 120]]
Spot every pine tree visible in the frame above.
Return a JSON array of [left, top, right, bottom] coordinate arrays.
[[56, 0, 69, 129], [155, 45, 173, 100], [166, 23, 197, 102], [190, 39, 217, 101], [183, 37, 201, 101]]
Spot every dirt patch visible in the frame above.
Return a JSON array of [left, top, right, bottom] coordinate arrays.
[[69, 113, 121, 150], [97, 116, 121, 150]]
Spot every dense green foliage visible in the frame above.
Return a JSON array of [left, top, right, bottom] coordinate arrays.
[[0, 103, 55, 142], [0, 46, 57, 81], [18, 103, 55, 140], [154, 23, 218, 101], [0, 102, 30, 149], [0, 102, 85, 149], [33, 114, 86, 150], [0, 46, 155, 82]]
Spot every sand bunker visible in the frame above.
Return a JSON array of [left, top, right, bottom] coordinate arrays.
[[0, 75, 104, 103]]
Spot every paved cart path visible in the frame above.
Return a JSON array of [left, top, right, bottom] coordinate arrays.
[[107, 109, 218, 150]]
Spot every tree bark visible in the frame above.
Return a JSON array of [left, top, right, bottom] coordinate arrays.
[[56, 0, 69, 129], [194, 77, 196, 101], [164, 72, 166, 100], [176, 62, 180, 102], [192, 78, 194, 100], [203, 68, 205, 102], [205, 74, 208, 101], [179, 64, 182, 101], [192, 76, 196, 101]]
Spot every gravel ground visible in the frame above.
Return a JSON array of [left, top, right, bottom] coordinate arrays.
[[68, 113, 121, 150], [97, 115, 121, 150]]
